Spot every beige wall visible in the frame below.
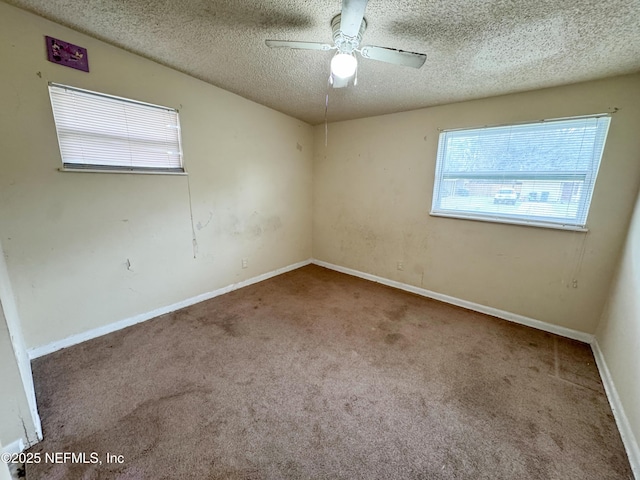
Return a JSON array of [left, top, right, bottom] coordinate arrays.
[[0, 238, 40, 448], [0, 305, 36, 448], [0, 441, 12, 480], [596, 186, 640, 464], [0, 3, 313, 350], [314, 74, 640, 334]]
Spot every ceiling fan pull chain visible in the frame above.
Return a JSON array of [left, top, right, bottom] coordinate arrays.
[[325, 77, 331, 146]]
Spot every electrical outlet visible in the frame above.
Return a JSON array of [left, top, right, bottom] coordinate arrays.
[[242, 258, 248, 269], [397, 262, 404, 271], [572, 279, 578, 288]]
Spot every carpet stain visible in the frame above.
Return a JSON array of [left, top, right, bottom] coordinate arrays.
[[385, 332, 405, 345], [550, 432, 565, 451], [214, 313, 241, 337], [377, 321, 391, 332], [385, 304, 409, 322]]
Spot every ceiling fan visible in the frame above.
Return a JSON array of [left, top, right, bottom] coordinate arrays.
[[265, 0, 427, 88]]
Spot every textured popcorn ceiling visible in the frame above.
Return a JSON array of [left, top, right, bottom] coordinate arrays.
[[5, 0, 640, 125]]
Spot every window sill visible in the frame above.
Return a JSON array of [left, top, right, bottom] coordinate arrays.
[[58, 167, 187, 176], [429, 211, 589, 232]]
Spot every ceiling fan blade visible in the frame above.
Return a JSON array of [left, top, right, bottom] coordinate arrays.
[[360, 45, 426, 68], [265, 40, 333, 51], [331, 74, 350, 89], [340, 0, 368, 38]]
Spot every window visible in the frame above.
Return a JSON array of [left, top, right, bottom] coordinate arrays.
[[430, 115, 611, 230], [48, 83, 183, 174]]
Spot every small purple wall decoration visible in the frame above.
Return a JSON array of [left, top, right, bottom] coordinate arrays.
[[45, 36, 89, 72]]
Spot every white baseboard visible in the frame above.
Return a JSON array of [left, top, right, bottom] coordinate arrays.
[[2, 438, 25, 455], [312, 259, 594, 344], [29, 257, 592, 358], [28, 259, 312, 359], [591, 339, 640, 479]]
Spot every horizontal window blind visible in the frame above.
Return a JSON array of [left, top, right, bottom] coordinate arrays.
[[431, 115, 611, 230], [48, 83, 183, 172]]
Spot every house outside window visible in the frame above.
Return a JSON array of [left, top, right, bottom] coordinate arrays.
[[430, 115, 611, 230]]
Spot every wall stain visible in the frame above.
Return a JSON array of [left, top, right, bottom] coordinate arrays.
[[196, 211, 213, 231], [219, 213, 283, 239]]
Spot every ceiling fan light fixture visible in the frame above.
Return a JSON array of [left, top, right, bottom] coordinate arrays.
[[266, 0, 427, 90], [331, 53, 357, 78]]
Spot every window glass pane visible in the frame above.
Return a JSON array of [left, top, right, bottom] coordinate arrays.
[[431, 115, 610, 229]]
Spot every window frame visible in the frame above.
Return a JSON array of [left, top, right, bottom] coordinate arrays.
[[48, 82, 185, 175], [429, 114, 611, 232]]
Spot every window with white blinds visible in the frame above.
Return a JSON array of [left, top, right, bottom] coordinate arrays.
[[430, 115, 611, 230], [48, 83, 183, 173]]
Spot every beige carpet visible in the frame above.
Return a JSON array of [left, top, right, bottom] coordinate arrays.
[[27, 265, 632, 479]]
